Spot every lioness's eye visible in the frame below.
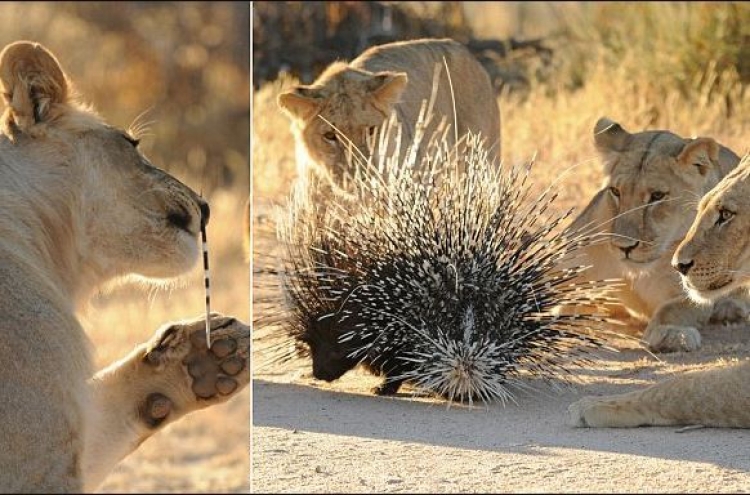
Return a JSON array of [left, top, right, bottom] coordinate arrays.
[[323, 131, 338, 143], [716, 208, 735, 226], [608, 186, 620, 198], [649, 191, 667, 203], [367, 126, 378, 137]]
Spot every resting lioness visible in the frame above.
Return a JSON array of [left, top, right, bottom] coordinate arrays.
[[277, 38, 501, 186], [0, 41, 249, 491], [569, 156, 750, 428], [562, 118, 749, 352]]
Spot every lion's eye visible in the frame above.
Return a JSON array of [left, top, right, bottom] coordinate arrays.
[[323, 131, 338, 143], [716, 208, 735, 226], [608, 186, 620, 199], [367, 126, 378, 137], [649, 191, 667, 203]]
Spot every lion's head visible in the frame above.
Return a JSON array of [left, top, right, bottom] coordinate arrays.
[[672, 158, 750, 303], [581, 117, 738, 272], [0, 41, 208, 301], [277, 62, 408, 184]]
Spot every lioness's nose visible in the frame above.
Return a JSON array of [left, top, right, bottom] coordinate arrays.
[[673, 259, 694, 275], [617, 241, 639, 257], [198, 199, 210, 227]]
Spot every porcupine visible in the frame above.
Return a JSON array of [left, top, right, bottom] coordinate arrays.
[[255, 109, 620, 405]]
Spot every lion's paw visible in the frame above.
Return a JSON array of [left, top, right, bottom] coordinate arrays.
[[138, 313, 250, 427], [709, 298, 749, 326], [568, 395, 644, 428], [643, 324, 701, 353], [568, 396, 601, 427]]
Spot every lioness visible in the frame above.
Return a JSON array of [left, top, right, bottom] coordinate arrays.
[[569, 156, 750, 428], [277, 38, 501, 186], [563, 117, 749, 352], [0, 41, 249, 491]]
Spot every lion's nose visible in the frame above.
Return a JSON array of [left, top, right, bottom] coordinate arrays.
[[673, 259, 694, 276], [198, 199, 210, 227], [618, 241, 639, 258]]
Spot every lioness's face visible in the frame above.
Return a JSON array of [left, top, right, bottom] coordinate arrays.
[[299, 96, 387, 184], [0, 41, 208, 286], [278, 67, 408, 185], [672, 164, 750, 303], [603, 149, 696, 266], [593, 119, 726, 271], [78, 127, 208, 280]]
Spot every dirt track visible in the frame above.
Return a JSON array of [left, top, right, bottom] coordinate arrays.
[[252, 322, 750, 493]]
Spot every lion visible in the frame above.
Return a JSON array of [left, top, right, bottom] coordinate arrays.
[[560, 117, 749, 353], [569, 156, 750, 428], [277, 38, 501, 187], [0, 41, 250, 491]]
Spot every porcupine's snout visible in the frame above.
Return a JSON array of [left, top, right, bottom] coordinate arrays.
[[310, 343, 358, 381], [305, 312, 363, 382], [311, 355, 352, 382]]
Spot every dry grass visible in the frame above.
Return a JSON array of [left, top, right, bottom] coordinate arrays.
[[253, 5, 750, 223], [0, 3, 249, 493]]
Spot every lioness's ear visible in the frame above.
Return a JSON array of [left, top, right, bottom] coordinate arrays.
[[677, 137, 719, 176], [368, 72, 408, 112], [0, 41, 70, 137], [593, 117, 632, 152], [277, 87, 321, 122]]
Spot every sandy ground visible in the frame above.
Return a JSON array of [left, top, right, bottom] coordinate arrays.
[[252, 271, 750, 493]]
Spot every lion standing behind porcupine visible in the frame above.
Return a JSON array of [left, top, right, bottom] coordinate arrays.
[[277, 38, 501, 187]]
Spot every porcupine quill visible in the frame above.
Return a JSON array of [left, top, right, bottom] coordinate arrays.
[[254, 95, 624, 405], [202, 214, 211, 348]]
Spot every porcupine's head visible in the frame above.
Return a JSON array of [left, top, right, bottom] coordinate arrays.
[[268, 174, 403, 384], [258, 114, 619, 404]]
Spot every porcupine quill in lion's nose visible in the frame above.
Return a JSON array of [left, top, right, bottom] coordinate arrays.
[[201, 215, 212, 348]]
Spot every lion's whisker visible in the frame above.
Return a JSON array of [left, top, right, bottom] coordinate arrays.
[[570, 196, 683, 238], [590, 232, 656, 246]]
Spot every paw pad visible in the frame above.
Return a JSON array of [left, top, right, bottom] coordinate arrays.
[[140, 392, 172, 428], [220, 356, 244, 376], [183, 332, 247, 400], [211, 338, 237, 358]]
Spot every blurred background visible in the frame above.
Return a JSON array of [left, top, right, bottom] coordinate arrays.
[[0, 2, 250, 492]]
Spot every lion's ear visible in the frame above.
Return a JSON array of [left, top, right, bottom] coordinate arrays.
[[593, 117, 632, 153], [277, 87, 321, 122], [677, 137, 720, 177], [0, 41, 70, 137], [368, 72, 408, 112]]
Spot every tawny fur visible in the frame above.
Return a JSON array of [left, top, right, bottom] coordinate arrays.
[[568, 151, 750, 429], [569, 361, 750, 428], [0, 41, 249, 492], [559, 117, 749, 353], [277, 38, 501, 186]]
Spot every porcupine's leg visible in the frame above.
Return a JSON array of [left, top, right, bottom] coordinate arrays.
[[81, 313, 249, 490], [569, 360, 750, 428], [372, 377, 405, 396]]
